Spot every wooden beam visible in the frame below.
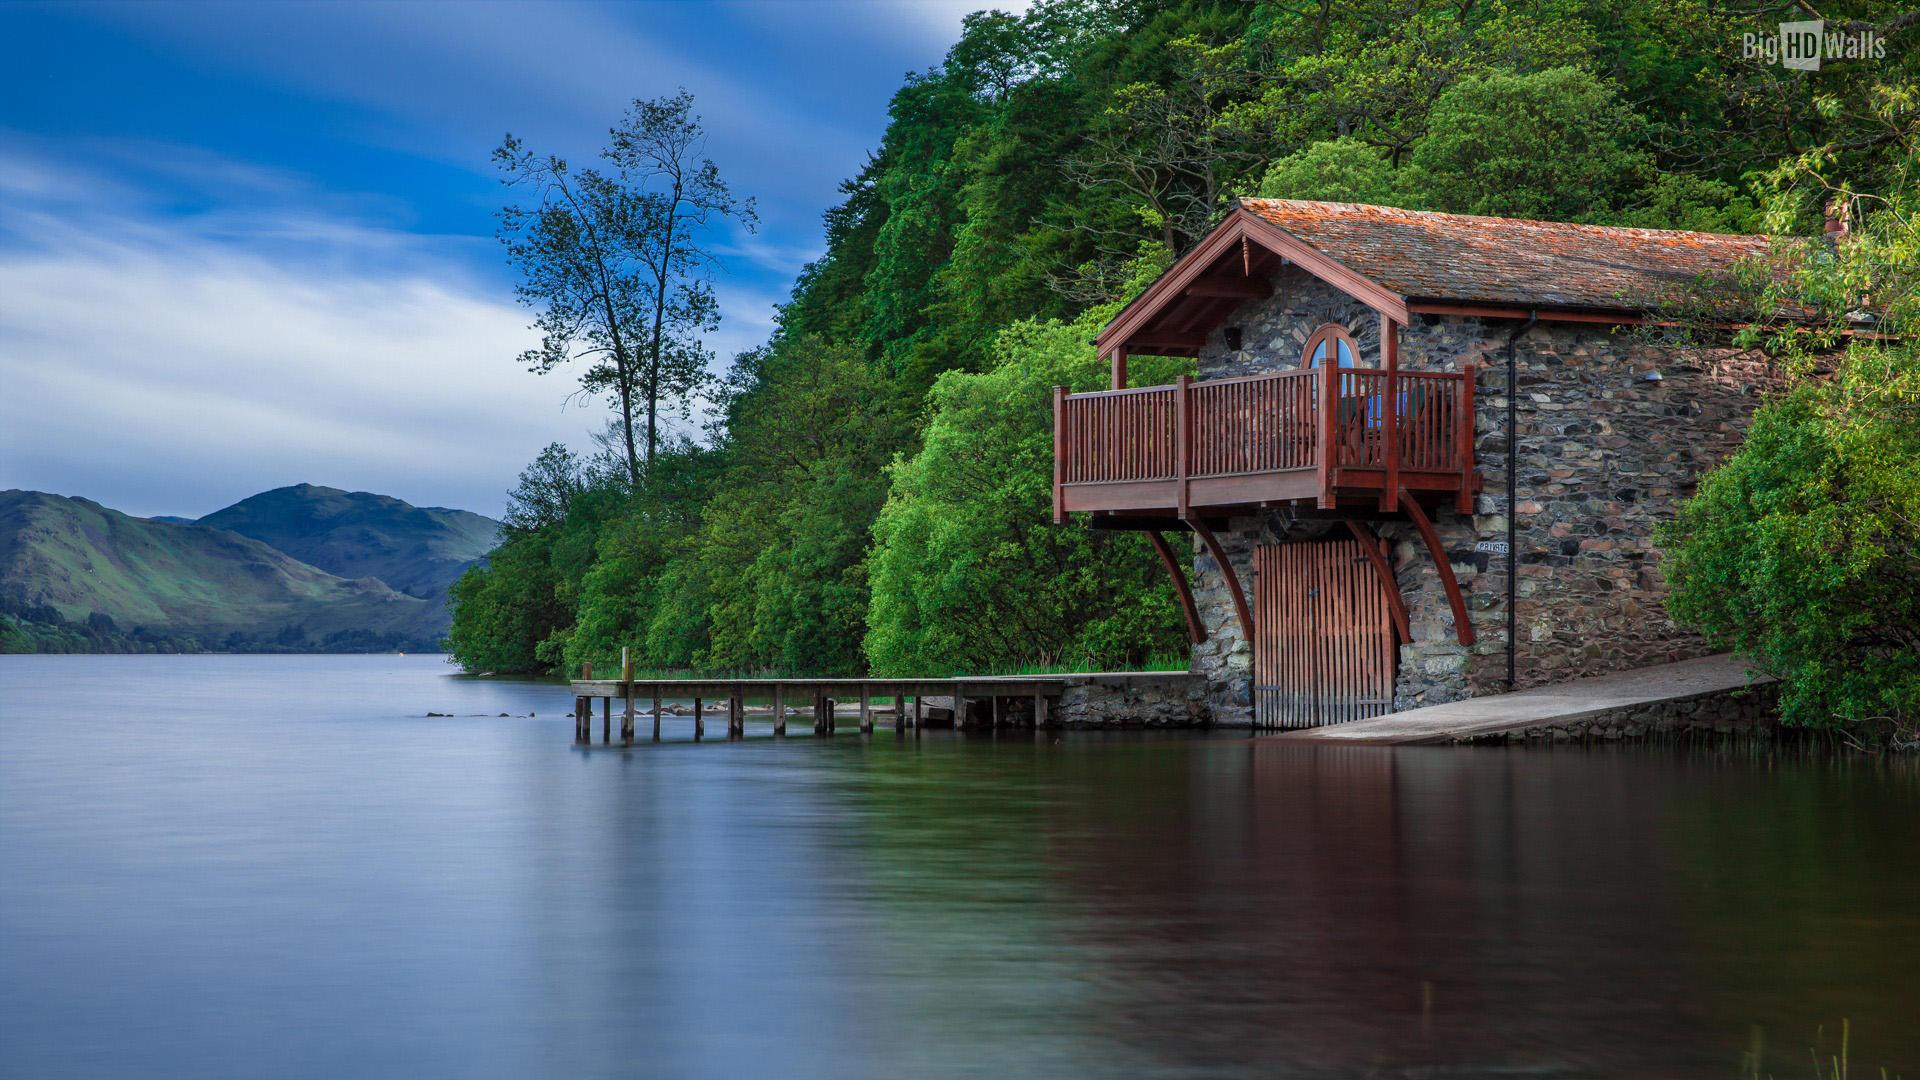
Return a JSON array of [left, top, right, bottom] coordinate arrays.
[[1125, 332, 1206, 352], [1399, 488, 1476, 646], [1145, 530, 1206, 644], [1406, 301, 1644, 326], [1052, 385, 1066, 525], [1096, 209, 1410, 355], [1237, 211, 1410, 323], [1174, 374, 1191, 518], [1110, 345, 1127, 391], [1344, 520, 1411, 644], [1316, 356, 1338, 510], [1186, 517, 1252, 645], [1381, 314, 1400, 512], [1456, 363, 1478, 515], [1184, 277, 1270, 299]]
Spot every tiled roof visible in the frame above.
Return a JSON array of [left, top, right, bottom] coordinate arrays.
[[1238, 198, 1771, 310]]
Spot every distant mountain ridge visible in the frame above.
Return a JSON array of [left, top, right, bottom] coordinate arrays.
[[0, 485, 500, 653], [198, 484, 499, 600]]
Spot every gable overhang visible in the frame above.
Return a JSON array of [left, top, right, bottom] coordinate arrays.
[[1094, 206, 1411, 360]]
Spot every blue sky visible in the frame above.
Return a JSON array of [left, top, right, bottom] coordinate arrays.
[[0, 0, 1008, 519]]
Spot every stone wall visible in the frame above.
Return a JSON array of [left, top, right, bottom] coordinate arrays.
[[1051, 672, 1205, 727], [1184, 264, 1781, 723]]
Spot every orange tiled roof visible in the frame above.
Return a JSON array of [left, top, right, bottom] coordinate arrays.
[[1238, 198, 1771, 310]]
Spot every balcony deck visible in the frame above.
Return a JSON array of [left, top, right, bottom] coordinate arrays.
[[1052, 366, 1478, 521]]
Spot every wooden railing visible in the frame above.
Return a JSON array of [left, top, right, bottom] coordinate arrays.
[[1055, 365, 1474, 509], [1056, 383, 1179, 483]]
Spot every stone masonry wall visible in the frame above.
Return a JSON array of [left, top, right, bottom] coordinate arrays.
[[1051, 673, 1206, 727], [1185, 265, 1780, 724]]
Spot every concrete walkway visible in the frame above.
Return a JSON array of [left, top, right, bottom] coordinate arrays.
[[1269, 653, 1770, 745]]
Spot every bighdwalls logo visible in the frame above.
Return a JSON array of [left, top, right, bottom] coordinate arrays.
[[1744, 19, 1888, 70]]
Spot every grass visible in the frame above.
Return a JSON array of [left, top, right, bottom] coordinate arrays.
[[1740, 1020, 1906, 1080]]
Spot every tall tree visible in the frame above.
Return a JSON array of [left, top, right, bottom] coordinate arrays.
[[495, 91, 753, 485], [608, 91, 756, 466]]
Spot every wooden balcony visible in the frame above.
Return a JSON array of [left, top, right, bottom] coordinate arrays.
[[1052, 365, 1478, 521]]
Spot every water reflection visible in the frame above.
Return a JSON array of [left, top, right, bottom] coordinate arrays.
[[1, 657, 1916, 1079]]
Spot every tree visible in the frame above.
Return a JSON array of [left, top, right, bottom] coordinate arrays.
[[1060, 35, 1274, 297], [1257, 136, 1403, 204], [496, 91, 752, 485], [1401, 67, 1647, 221], [1658, 128, 1920, 740], [608, 91, 757, 468], [864, 312, 1189, 675]]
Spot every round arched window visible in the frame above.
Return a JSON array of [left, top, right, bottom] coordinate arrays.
[[1302, 324, 1363, 369]]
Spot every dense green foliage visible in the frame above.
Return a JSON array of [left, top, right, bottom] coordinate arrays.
[[1659, 130, 1920, 739], [448, 0, 1920, 702], [866, 312, 1193, 673]]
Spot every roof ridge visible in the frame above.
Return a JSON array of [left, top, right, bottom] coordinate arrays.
[[1235, 196, 1768, 244]]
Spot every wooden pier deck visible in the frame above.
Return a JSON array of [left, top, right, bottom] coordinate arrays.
[[569, 675, 1072, 744]]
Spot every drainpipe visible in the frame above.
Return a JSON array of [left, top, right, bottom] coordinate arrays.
[[1505, 311, 1538, 691]]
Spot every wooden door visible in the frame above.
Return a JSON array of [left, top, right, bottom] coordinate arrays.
[[1254, 539, 1398, 728]]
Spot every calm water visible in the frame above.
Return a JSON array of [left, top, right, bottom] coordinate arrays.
[[2, 654, 1917, 1078]]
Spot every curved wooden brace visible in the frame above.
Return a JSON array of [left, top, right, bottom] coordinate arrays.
[[1342, 520, 1411, 644], [1399, 488, 1476, 646], [1146, 530, 1206, 644], [1186, 518, 1253, 645]]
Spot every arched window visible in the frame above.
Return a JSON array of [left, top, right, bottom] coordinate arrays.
[[1301, 324, 1363, 369]]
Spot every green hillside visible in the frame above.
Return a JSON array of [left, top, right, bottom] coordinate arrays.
[[0, 490, 446, 651], [198, 484, 499, 600]]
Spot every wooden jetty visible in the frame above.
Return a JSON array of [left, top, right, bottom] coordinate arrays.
[[568, 667, 1071, 745]]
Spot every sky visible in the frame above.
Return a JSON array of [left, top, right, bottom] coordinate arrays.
[[0, 0, 1011, 519]]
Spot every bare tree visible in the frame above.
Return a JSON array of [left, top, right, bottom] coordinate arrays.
[[495, 90, 754, 486]]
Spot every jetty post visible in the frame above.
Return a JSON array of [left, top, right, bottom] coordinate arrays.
[[693, 697, 704, 740], [652, 688, 663, 741], [621, 647, 635, 742], [859, 685, 872, 734], [773, 685, 786, 737]]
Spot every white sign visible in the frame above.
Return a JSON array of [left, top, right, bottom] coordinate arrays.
[[1743, 19, 1887, 71], [1474, 541, 1510, 555]]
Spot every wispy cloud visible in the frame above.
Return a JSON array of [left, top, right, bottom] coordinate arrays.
[[0, 147, 607, 519]]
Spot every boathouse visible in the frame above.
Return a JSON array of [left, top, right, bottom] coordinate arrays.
[[1052, 199, 1780, 727]]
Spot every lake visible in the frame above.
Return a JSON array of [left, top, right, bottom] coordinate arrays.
[[2, 653, 1916, 1078]]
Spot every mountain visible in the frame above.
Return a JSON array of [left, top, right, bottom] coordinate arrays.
[[0, 490, 447, 651], [197, 484, 499, 600]]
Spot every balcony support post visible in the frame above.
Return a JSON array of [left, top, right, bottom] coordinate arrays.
[[1110, 346, 1128, 391], [1381, 314, 1401, 512], [1145, 530, 1206, 644], [1343, 520, 1411, 644], [1186, 517, 1252, 647], [1399, 487, 1476, 647]]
